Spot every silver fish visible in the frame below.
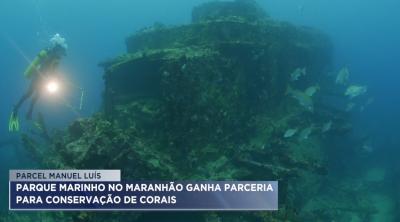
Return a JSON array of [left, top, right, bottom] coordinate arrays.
[[366, 97, 375, 106], [305, 85, 320, 97], [287, 87, 314, 112], [284, 128, 298, 138], [322, 121, 332, 133], [346, 102, 355, 112], [290, 67, 306, 81], [362, 144, 374, 153], [345, 85, 368, 99], [299, 127, 313, 140], [336, 67, 350, 85]]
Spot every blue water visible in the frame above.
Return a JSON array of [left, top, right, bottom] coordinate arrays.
[[263, 1, 400, 166], [0, 0, 399, 218]]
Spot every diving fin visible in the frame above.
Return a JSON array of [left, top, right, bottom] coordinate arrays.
[[8, 112, 20, 132]]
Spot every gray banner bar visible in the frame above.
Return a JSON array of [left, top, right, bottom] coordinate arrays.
[[9, 170, 121, 182]]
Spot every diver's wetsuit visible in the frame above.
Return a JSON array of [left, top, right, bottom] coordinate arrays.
[[13, 48, 61, 120], [14, 74, 42, 120]]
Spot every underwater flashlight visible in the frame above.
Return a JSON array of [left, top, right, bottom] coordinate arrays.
[[46, 80, 60, 94]]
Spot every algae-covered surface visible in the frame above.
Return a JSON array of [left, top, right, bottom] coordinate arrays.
[[2, 0, 388, 221]]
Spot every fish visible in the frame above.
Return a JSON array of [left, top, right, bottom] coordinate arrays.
[[181, 63, 187, 72], [290, 67, 306, 81], [360, 97, 375, 112], [346, 102, 355, 112], [305, 85, 320, 97], [298, 5, 304, 15], [362, 144, 374, 153], [299, 127, 313, 140], [336, 67, 350, 85], [366, 97, 375, 106], [345, 85, 368, 99], [322, 121, 332, 133], [287, 86, 314, 112], [284, 128, 298, 138]]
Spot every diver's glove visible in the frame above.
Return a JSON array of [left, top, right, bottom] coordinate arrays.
[[8, 112, 20, 132]]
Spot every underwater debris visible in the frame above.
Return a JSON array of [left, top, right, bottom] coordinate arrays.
[[290, 67, 306, 81], [284, 128, 298, 138], [345, 85, 368, 99], [287, 86, 314, 112], [336, 67, 350, 85], [305, 84, 320, 97]]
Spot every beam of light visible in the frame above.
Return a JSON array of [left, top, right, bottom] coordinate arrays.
[[3, 33, 33, 66], [46, 81, 60, 94]]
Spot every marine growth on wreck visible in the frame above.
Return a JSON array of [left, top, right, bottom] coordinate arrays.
[[14, 0, 376, 221]]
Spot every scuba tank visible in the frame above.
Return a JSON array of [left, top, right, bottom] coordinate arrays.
[[24, 50, 48, 78]]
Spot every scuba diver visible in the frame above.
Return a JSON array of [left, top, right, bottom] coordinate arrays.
[[9, 33, 68, 132]]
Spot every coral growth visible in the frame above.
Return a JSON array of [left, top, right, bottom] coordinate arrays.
[[15, 0, 376, 221]]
